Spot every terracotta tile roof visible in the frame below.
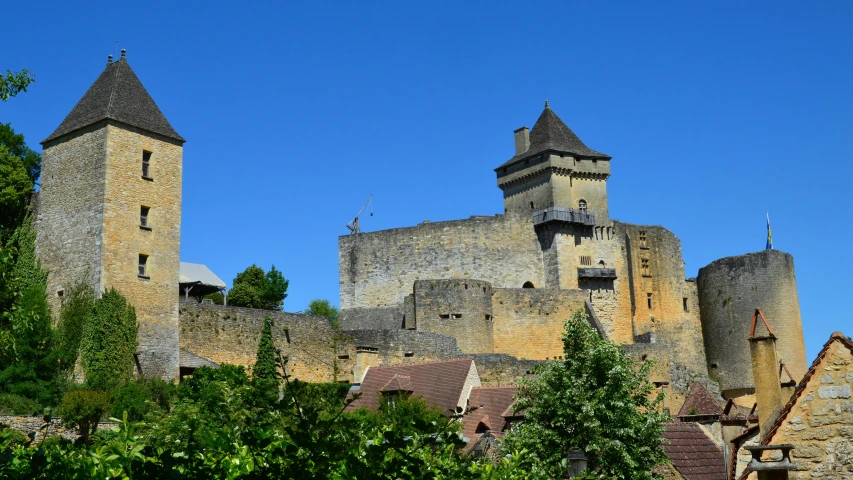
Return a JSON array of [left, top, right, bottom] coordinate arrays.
[[461, 386, 518, 449], [381, 374, 413, 393], [346, 359, 476, 415], [678, 383, 723, 417], [760, 331, 853, 445], [661, 422, 727, 480]]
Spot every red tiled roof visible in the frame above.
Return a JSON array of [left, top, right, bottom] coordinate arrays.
[[461, 386, 518, 449], [381, 374, 413, 393], [347, 359, 476, 415], [678, 383, 723, 417], [661, 422, 727, 480]]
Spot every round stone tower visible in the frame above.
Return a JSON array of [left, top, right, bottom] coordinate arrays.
[[697, 250, 807, 397]]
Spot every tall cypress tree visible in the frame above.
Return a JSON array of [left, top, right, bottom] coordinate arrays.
[[252, 316, 278, 404]]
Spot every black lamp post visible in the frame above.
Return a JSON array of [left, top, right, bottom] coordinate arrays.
[[566, 447, 588, 477]]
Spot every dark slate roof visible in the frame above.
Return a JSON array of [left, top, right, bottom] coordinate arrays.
[[179, 349, 219, 369], [661, 422, 727, 480], [461, 386, 518, 449], [346, 359, 475, 415], [497, 102, 609, 169], [678, 383, 723, 417], [43, 56, 184, 144]]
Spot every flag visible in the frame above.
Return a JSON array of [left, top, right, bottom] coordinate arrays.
[[766, 212, 773, 250]]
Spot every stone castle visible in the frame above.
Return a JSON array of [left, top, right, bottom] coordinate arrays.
[[35, 54, 808, 413]]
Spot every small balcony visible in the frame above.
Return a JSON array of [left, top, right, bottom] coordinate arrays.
[[577, 268, 617, 279], [533, 207, 595, 227]]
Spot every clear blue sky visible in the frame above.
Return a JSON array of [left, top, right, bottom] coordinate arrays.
[[4, 1, 851, 359]]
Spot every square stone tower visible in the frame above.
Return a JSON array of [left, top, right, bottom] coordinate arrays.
[[495, 101, 611, 223], [37, 50, 184, 380]]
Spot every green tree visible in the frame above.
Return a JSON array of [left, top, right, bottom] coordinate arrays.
[[0, 123, 41, 185], [304, 299, 340, 328], [501, 310, 671, 479], [79, 288, 138, 392], [0, 69, 34, 102], [227, 264, 289, 311], [50, 282, 95, 373], [252, 316, 278, 405], [0, 124, 40, 236]]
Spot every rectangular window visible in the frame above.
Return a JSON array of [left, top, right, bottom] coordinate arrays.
[[641, 258, 651, 276], [580, 255, 592, 266], [142, 151, 152, 179], [647, 293, 653, 309], [138, 254, 149, 278], [683, 298, 689, 312], [639, 230, 648, 249], [140, 206, 150, 229]]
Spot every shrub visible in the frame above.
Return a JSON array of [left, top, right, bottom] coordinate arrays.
[[56, 390, 111, 445], [0, 393, 41, 415], [110, 378, 176, 421], [79, 288, 137, 391], [37, 435, 71, 450], [0, 426, 30, 448]]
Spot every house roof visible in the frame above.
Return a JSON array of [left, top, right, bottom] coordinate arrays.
[[497, 102, 609, 169], [179, 349, 220, 369], [43, 54, 184, 144], [381, 374, 413, 393], [760, 331, 853, 445], [179, 262, 226, 297], [461, 386, 518, 449], [661, 422, 727, 480], [346, 359, 477, 415], [678, 383, 723, 417]]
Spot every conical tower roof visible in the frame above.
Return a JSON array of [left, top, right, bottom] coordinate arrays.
[[498, 102, 608, 169], [43, 53, 184, 144]]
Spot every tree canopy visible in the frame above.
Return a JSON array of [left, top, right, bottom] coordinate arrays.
[[304, 298, 340, 328], [0, 124, 40, 235], [227, 264, 289, 311], [501, 309, 671, 479], [0, 69, 34, 102]]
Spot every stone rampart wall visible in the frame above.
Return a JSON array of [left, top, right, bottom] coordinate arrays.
[[0, 415, 118, 443]]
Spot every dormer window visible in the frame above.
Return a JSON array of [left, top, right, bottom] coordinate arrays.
[[578, 200, 587, 212], [142, 151, 152, 180]]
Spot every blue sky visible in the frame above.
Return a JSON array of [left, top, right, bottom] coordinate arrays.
[[3, 1, 851, 358]]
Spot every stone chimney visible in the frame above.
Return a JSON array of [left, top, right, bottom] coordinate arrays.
[[514, 127, 529, 155], [748, 309, 784, 439]]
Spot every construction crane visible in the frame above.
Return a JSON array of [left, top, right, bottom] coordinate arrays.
[[346, 195, 373, 234]]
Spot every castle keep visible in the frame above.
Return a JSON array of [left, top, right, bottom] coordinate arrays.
[[338, 102, 808, 411], [35, 57, 809, 415]]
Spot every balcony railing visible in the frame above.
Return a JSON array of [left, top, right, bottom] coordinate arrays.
[[533, 207, 595, 226], [578, 268, 617, 279]]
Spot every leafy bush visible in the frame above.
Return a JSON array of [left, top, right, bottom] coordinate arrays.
[[0, 393, 41, 415], [79, 288, 137, 391], [227, 264, 289, 310], [56, 390, 111, 445], [0, 426, 29, 449], [110, 378, 176, 421], [50, 282, 94, 372]]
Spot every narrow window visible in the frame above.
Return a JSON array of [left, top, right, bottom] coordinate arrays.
[[439, 314, 450, 320], [337, 354, 350, 360], [683, 298, 689, 312], [284, 329, 291, 344], [578, 199, 587, 212], [641, 258, 650, 276], [530, 201, 535, 209], [138, 254, 149, 278], [639, 230, 648, 248], [404, 352, 414, 358], [142, 151, 152, 179], [580, 256, 592, 266], [647, 293, 653, 309], [140, 206, 151, 229]]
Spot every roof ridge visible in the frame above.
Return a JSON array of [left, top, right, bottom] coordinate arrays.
[[105, 60, 121, 120], [367, 358, 473, 369]]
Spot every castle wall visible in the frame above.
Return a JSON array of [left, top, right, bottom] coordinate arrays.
[[37, 123, 108, 315], [698, 250, 807, 396], [101, 123, 182, 379], [412, 279, 494, 354], [491, 288, 588, 360], [339, 213, 544, 310], [568, 172, 609, 223]]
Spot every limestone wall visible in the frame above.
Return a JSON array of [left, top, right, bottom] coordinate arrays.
[[698, 250, 807, 395], [338, 213, 544, 309], [102, 123, 183, 379], [491, 288, 588, 360], [0, 415, 117, 443], [412, 279, 494, 354], [760, 338, 853, 479], [37, 123, 108, 315]]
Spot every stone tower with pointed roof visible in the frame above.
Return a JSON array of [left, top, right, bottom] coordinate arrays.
[[496, 102, 611, 221], [37, 50, 183, 379]]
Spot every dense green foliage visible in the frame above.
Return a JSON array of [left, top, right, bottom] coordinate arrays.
[[252, 316, 278, 405], [203, 291, 225, 305], [56, 390, 112, 445], [0, 123, 40, 234], [227, 264, 289, 310], [0, 69, 34, 101], [304, 298, 340, 329], [79, 289, 138, 391], [501, 309, 671, 479], [49, 282, 95, 373]]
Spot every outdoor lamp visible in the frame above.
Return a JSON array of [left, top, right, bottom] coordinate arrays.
[[566, 447, 588, 478]]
